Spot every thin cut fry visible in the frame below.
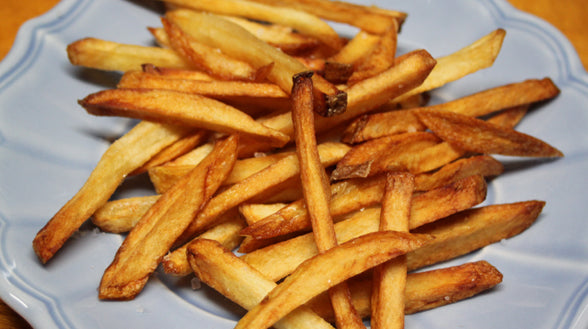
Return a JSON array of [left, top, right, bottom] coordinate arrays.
[[309, 260, 503, 320], [98, 135, 238, 300], [415, 108, 564, 157], [187, 239, 337, 329], [78, 88, 290, 147], [66, 38, 192, 72], [291, 71, 365, 329], [233, 231, 432, 329], [32, 121, 192, 263], [242, 201, 541, 282], [166, 9, 347, 117], [371, 173, 414, 329], [92, 195, 161, 233]]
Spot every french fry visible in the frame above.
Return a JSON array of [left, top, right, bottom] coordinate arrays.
[[32, 121, 192, 263], [242, 200, 541, 282], [240, 174, 487, 247], [92, 195, 161, 233], [78, 88, 290, 147], [141, 63, 214, 81], [98, 135, 238, 300], [130, 129, 208, 175], [187, 238, 337, 329], [161, 18, 259, 81], [66, 38, 192, 72], [347, 21, 398, 85], [413, 155, 503, 192], [309, 260, 503, 320], [256, 49, 436, 138], [246, 0, 406, 34], [233, 231, 432, 329], [163, 142, 350, 274], [396, 29, 506, 101], [341, 109, 426, 144], [486, 105, 529, 128], [329, 30, 381, 65], [161, 0, 343, 51], [371, 173, 413, 329], [415, 109, 564, 157], [291, 72, 365, 329], [166, 9, 347, 117], [149, 151, 293, 194], [221, 15, 321, 55]]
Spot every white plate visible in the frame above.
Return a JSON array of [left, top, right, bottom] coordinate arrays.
[[1, 0, 587, 328]]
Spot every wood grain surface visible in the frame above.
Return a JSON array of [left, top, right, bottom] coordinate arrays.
[[0, 0, 586, 328]]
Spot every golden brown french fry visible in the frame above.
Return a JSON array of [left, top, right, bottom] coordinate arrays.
[[240, 174, 486, 245], [66, 38, 192, 72], [309, 260, 503, 320], [161, 0, 343, 51], [221, 15, 321, 55], [169, 142, 350, 256], [92, 195, 161, 233], [149, 151, 293, 194], [396, 29, 506, 101], [130, 129, 208, 175], [246, 0, 406, 34], [332, 132, 440, 180], [233, 231, 432, 329], [256, 49, 436, 139], [292, 72, 365, 329], [415, 109, 564, 157], [347, 21, 398, 85], [118, 70, 288, 99], [486, 105, 529, 128], [408, 200, 545, 269], [166, 9, 347, 117], [141, 63, 214, 81], [161, 18, 259, 81], [32, 121, 192, 264], [78, 88, 290, 148], [329, 30, 381, 65], [413, 155, 503, 192], [98, 135, 238, 300], [239, 203, 289, 225], [187, 239, 337, 329], [341, 109, 426, 144], [371, 173, 413, 329], [242, 200, 541, 282]]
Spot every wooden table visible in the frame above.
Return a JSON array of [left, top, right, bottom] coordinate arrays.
[[1, 0, 587, 327]]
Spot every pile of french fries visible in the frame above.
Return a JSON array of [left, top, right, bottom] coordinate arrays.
[[33, 0, 564, 328]]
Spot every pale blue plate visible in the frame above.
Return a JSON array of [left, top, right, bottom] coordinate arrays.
[[1, 0, 587, 328]]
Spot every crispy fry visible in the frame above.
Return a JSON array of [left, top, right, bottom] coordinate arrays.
[[234, 231, 432, 329], [309, 260, 503, 320], [161, 0, 343, 50], [396, 29, 506, 101], [166, 9, 347, 117], [162, 142, 350, 275], [415, 109, 564, 157], [187, 239, 336, 329], [371, 173, 413, 329], [292, 72, 365, 329], [413, 155, 503, 192], [348, 21, 398, 85], [92, 195, 161, 233], [486, 105, 529, 128], [141, 63, 214, 81], [66, 38, 192, 72], [240, 174, 486, 246], [257, 49, 436, 139], [246, 0, 406, 34], [130, 129, 208, 175], [78, 88, 290, 147], [98, 135, 238, 300], [161, 18, 258, 81], [341, 109, 426, 144], [242, 200, 539, 282], [149, 151, 292, 194], [32, 121, 192, 263], [329, 30, 381, 65]]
